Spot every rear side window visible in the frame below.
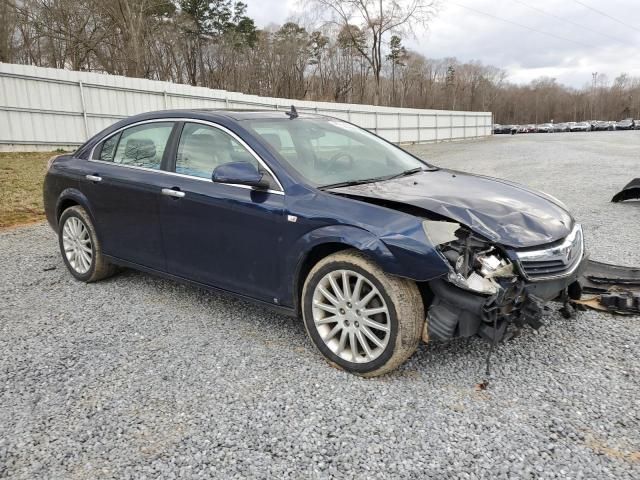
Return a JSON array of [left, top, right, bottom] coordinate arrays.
[[109, 122, 173, 169], [96, 133, 121, 162]]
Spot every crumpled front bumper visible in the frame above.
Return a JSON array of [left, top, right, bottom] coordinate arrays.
[[423, 255, 588, 343]]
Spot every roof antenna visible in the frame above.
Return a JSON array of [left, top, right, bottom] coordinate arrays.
[[285, 105, 298, 119]]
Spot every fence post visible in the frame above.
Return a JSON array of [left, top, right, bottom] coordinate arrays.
[[163, 90, 168, 109], [347, 109, 352, 123], [397, 113, 401, 143], [435, 113, 438, 142], [475, 115, 478, 138], [450, 113, 453, 140], [374, 111, 379, 135], [417, 114, 421, 143], [78, 81, 89, 139]]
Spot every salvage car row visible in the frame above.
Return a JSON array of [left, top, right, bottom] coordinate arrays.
[[493, 119, 639, 134]]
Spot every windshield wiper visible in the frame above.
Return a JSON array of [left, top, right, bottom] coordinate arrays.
[[318, 167, 433, 190], [385, 167, 425, 180], [318, 176, 390, 190]]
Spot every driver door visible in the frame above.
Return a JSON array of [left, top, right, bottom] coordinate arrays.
[[159, 122, 285, 303]]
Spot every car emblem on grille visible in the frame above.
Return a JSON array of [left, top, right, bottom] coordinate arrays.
[[564, 245, 573, 264]]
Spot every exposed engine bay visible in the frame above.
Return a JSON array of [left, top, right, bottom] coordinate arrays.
[[422, 220, 581, 344]]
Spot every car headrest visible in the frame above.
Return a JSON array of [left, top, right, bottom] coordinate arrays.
[[261, 133, 282, 151], [124, 138, 156, 160]]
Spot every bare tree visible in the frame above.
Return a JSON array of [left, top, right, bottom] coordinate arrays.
[[0, 0, 17, 62], [307, 0, 437, 104], [3, 0, 640, 123]]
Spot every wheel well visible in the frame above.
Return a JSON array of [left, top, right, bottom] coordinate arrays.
[[294, 242, 352, 316], [57, 198, 79, 221]]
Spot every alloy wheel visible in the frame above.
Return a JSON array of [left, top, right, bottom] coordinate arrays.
[[62, 216, 93, 274], [311, 269, 391, 363]]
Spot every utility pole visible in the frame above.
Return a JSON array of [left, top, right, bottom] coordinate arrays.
[[591, 72, 598, 120]]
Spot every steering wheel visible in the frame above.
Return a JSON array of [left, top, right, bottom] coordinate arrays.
[[326, 151, 355, 171]]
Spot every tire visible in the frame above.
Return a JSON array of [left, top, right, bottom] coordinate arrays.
[[58, 205, 117, 282], [302, 249, 424, 377]]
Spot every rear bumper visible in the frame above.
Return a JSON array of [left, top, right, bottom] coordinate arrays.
[[43, 175, 58, 232]]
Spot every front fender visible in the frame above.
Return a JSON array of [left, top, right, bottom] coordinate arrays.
[[284, 224, 449, 308]]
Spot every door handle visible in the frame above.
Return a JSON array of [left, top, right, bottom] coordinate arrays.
[[161, 188, 185, 198], [86, 174, 102, 182]]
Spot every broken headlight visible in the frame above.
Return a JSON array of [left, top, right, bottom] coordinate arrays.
[[423, 220, 515, 295]]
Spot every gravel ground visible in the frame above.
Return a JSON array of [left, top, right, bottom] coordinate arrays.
[[1, 131, 639, 479]]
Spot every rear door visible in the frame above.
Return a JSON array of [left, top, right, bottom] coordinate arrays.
[[158, 121, 285, 302], [83, 121, 177, 271]]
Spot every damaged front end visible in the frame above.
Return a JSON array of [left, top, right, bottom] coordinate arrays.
[[422, 220, 585, 344]]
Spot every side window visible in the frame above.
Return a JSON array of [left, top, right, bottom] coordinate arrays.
[[176, 123, 259, 179], [112, 122, 173, 169], [94, 133, 121, 162]]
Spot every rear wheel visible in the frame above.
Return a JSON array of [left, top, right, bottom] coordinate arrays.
[[302, 250, 424, 377], [58, 206, 117, 282]]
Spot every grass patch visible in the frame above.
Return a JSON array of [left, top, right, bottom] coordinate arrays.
[[0, 152, 59, 229]]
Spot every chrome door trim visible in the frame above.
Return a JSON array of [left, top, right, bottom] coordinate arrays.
[[87, 117, 285, 195]]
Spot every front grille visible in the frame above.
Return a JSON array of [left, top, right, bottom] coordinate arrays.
[[515, 224, 584, 281]]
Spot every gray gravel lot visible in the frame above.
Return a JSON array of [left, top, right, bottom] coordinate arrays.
[[1, 131, 639, 479]]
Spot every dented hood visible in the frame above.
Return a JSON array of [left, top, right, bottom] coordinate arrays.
[[328, 169, 573, 248]]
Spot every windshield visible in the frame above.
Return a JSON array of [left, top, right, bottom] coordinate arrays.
[[243, 117, 430, 187]]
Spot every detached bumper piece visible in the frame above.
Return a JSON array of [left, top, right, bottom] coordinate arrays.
[[575, 260, 640, 314], [425, 278, 542, 343], [611, 178, 640, 203]]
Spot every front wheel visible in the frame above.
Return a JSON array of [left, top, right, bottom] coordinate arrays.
[[302, 250, 424, 377], [58, 205, 117, 282]]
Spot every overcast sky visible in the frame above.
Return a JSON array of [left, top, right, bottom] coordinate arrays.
[[245, 0, 640, 88]]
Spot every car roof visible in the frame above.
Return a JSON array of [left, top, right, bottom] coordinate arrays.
[[125, 108, 325, 122]]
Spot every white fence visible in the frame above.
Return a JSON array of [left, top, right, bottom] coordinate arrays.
[[0, 63, 492, 151]]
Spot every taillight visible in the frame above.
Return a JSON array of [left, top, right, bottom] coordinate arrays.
[[46, 155, 59, 171]]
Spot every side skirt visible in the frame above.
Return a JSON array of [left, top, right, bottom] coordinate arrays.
[[104, 255, 298, 318]]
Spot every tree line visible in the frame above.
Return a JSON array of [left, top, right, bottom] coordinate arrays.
[[2, 0, 639, 123]]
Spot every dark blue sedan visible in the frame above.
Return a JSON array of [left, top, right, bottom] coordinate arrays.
[[44, 109, 586, 376]]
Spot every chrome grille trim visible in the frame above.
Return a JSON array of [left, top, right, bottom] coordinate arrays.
[[515, 224, 584, 281]]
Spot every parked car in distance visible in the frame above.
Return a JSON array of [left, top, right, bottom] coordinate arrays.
[[536, 123, 553, 133], [635, 120, 640, 130], [592, 121, 612, 131], [570, 121, 591, 132], [553, 123, 570, 133], [493, 124, 512, 134], [43, 109, 587, 376], [615, 118, 635, 130]]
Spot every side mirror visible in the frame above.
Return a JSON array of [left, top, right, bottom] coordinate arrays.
[[212, 161, 269, 190]]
